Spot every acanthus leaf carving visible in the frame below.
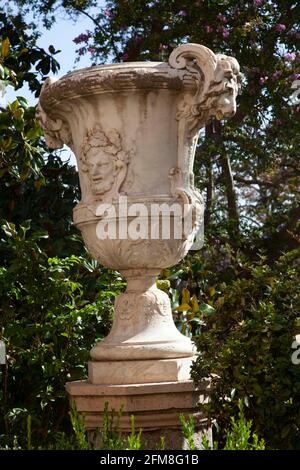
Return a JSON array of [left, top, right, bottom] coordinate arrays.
[[114, 288, 170, 323]]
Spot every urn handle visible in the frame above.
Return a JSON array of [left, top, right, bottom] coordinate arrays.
[[168, 43, 241, 132]]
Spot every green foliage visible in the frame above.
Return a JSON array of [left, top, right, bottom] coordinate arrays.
[[158, 243, 300, 450], [69, 402, 90, 450], [127, 416, 142, 450], [99, 403, 125, 450], [0, 12, 60, 95], [190, 247, 300, 450], [0, 220, 124, 448], [0, 96, 44, 180], [180, 402, 265, 451], [224, 402, 265, 451], [180, 414, 197, 451], [53, 404, 143, 451], [1, 401, 265, 450]]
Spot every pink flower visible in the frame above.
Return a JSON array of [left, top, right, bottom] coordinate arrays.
[[88, 47, 96, 54], [272, 71, 281, 81], [204, 25, 214, 33], [284, 52, 296, 61], [217, 13, 228, 23], [78, 47, 86, 56], [179, 10, 188, 16], [254, 0, 263, 6], [103, 8, 115, 19], [274, 24, 286, 32], [259, 76, 268, 85], [73, 31, 92, 45], [222, 27, 230, 38], [289, 73, 300, 81], [159, 43, 168, 50]]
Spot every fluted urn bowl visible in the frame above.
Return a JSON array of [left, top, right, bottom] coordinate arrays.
[[37, 44, 240, 368]]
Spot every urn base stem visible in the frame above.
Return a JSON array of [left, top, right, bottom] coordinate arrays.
[[90, 268, 195, 362]]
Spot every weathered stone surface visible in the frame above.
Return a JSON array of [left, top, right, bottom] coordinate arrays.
[[66, 379, 211, 450], [38, 43, 239, 448], [88, 357, 196, 385], [37, 43, 240, 366]]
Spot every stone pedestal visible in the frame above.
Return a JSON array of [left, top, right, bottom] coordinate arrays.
[[88, 357, 194, 385], [66, 379, 211, 450]]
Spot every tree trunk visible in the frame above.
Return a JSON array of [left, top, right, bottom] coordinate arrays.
[[204, 126, 215, 230], [207, 121, 240, 242]]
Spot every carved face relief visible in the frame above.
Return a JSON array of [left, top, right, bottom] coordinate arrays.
[[88, 148, 116, 195], [213, 56, 241, 120], [81, 125, 133, 200]]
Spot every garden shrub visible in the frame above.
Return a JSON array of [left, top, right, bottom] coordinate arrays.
[[190, 247, 300, 449], [0, 220, 125, 448]]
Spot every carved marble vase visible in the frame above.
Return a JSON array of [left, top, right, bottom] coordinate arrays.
[[37, 44, 240, 387]]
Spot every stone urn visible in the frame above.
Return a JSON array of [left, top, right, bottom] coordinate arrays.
[[37, 43, 240, 446]]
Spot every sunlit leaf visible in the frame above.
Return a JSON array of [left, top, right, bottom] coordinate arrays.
[[1, 38, 10, 58], [199, 303, 215, 314]]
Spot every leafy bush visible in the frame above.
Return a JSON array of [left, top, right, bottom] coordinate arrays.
[[181, 401, 265, 450], [0, 220, 124, 448], [190, 248, 300, 450], [1, 401, 264, 451]]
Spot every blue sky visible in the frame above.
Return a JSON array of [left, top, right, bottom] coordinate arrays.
[[4, 3, 106, 165], [6, 8, 102, 104]]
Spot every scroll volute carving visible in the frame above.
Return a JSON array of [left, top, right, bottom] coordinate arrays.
[[168, 43, 241, 132], [36, 77, 73, 150]]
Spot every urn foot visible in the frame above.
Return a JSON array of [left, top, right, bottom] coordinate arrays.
[[90, 269, 195, 362]]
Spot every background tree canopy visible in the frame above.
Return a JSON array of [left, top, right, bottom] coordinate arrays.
[[0, 0, 299, 449]]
